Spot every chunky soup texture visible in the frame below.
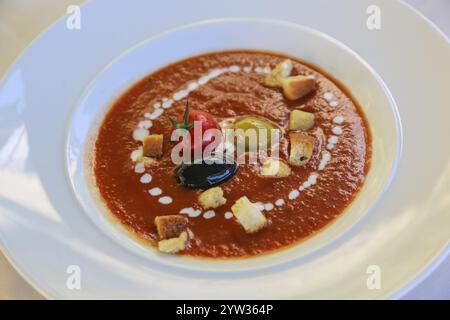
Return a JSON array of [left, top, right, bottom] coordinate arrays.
[[94, 51, 371, 258]]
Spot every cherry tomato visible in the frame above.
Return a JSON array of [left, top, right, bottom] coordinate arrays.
[[170, 101, 221, 152]]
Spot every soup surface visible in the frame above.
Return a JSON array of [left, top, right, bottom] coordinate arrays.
[[94, 51, 371, 258]]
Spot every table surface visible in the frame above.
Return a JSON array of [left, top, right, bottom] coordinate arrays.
[[0, 0, 449, 300]]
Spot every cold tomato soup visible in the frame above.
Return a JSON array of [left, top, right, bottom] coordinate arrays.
[[93, 51, 371, 258]]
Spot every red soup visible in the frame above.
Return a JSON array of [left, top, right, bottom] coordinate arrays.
[[93, 51, 371, 258]]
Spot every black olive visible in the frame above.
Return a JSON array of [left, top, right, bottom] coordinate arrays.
[[175, 158, 238, 189]]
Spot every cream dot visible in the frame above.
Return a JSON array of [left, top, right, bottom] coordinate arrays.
[[187, 82, 199, 91], [162, 99, 173, 109], [328, 136, 339, 144], [263, 66, 272, 74], [308, 173, 318, 185], [132, 128, 149, 141], [203, 210, 216, 219], [224, 212, 233, 219], [130, 148, 143, 161], [330, 101, 338, 107], [333, 116, 345, 124], [144, 112, 153, 119], [140, 173, 152, 184], [158, 196, 172, 204], [180, 207, 202, 217], [243, 66, 252, 73], [254, 67, 264, 74], [153, 102, 161, 109], [288, 190, 300, 200], [228, 65, 240, 73], [173, 90, 188, 101], [134, 162, 145, 173], [138, 120, 153, 129], [275, 199, 285, 206], [264, 203, 274, 211], [303, 180, 312, 188], [150, 108, 164, 120], [148, 187, 162, 196], [254, 202, 265, 211], [332, 126, 343, 135], [318, 154, 331, 170], [180, 207, 194, 215], [190, 209, 202, 218], [324, 92, 334, 101], [326, 143, 335, 150]]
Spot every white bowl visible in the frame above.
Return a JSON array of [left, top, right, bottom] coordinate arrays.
[[67, 18, 402, 271]]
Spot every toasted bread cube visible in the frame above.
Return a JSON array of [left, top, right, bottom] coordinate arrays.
[[198, 187, 226, 209], [231, 196, 267, 233], [143, 134, 163, 158], [261, 158, 292, 178], [281, 75, 316, 100], [158, 231, 188, 254], [289, 132, 316, 166], [265, 59, 293, 87], [289, 110, 315, 131], [154, 215, 188, 240]]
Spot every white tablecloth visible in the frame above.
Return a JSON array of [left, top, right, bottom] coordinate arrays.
[[0, 0, 449, 299]]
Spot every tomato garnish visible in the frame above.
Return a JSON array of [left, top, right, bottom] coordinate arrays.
[[170, 101, 221, 152]]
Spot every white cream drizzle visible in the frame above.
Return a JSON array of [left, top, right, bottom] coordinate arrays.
[[148, 187, 162, 196], [203, 210, 216, 219], [324, 92, 334, 101], [158, 196, 173, 204], [126, 64, 348, 220], [254, 202, 266, 211], [138, 120, 153, 129], [333, 115, 345, 124], [132, 128, 149, 141], [134, 162, 145, 174], [149, 108, 164, 120], [328, 136, 338, 144], [180, 207, 202, 218], [224, 212, 233, 219], [140, 173, 152, 184], [318, 151, 331, 171], [130, 148, 143, 161], [332, 126, 343, 135], [288, 189, 300, 200]]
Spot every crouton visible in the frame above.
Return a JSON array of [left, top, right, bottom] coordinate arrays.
[[231, 196, 267, 233], [289, 110, 315, 131], [154, 215, 188, 240], [143, 134, 163, 158], [265, 59, 293, 87], [261, 159, 292, 178], [289, 132, 316, 166], [198, 187, 226, 209], [158, 231, 188, 254], [281, 75, 316, 100]]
